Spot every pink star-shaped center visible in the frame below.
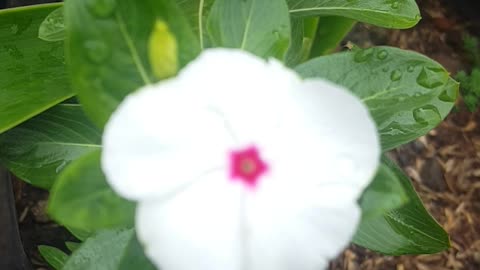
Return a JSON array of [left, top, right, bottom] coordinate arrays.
[[229, 145, 268, 188]]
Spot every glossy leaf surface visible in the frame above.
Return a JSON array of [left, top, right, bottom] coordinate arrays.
[[354, 157, 450, 255], [48, 150, 135, 231], [288, 0, 420, 29], [39, 245, 69, 270], [0, 104, 101, 189], [38, 6, 65, 41], [359, 159, 408, 219], [207, 0, 291, 59], [65, 0, 199, 127], [296, 46, 458, 150], [63, 230, 133, 270], [0, 3, 73, 134]]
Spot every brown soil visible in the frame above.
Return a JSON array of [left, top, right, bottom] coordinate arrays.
[[6, 0, 480, 269], [330, 0, 480, 269]]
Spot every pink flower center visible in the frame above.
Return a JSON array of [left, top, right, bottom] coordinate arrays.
[[229, 146, 268, 188]]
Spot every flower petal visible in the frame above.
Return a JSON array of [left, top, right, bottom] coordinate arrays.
[[177, 49, 301, 142], [257, 79, 380, 206], [136, 171, 245, 270], [247, 194, 360, 270], [102, 81, 234, 200]]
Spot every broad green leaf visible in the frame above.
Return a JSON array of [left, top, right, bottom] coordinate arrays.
[[38, 245, 69, 270], [296, 46, 458, 150], [354, 157, 450, 255], [0, 3, 73, 134], [207, 0, 291, 59], [118, 234, 156, 270], [176, 0, 215, 48], [0, 104, 101, 189], [63, 229, 133, 270], [48, 150, 135, 231], [359, 158, 408, 219], [38, 6, 65, 41], [310, 16, 355, 57], [288, 0, 421, 29], [65, 0, 199, 127]]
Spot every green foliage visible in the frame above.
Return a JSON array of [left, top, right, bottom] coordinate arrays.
[[0, 104, 101, 189], [48, 150, 135, 231], [207, 0, 291, 59], [287, 0, 421, 29], [38, 6, 64, 41], [0, 4, 73, 134], [65, 0, 200, 127], [354, 157, 450, 255], [456, 35, 480, 111], [296, 46, 458, 150], [38, 245, 69, 270], [62, 229, 155, 270]]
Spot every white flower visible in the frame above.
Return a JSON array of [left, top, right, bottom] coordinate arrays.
[[102, 49, 380, 270]]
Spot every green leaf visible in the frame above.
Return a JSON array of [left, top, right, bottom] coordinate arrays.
[[38, 245, 69, 270], [118, 234, 156, 270], [207, 0, 291, 59], [288, 0, 421, 29], [175, 0, 215, 48], [65, 242, 81, 252], [309, 16, 355, 57], [0, 3, 73, 134], [0, 104, 101, 189], [65, 0, 199, 127], [296, 46, 458, 150], [48, 150, 135, 231], [63, 229, 133, 270], [354, 157, 450, 255], [38, 6, 65, 41], [66, 226, 92, 241], [359, 158, 409, 219]]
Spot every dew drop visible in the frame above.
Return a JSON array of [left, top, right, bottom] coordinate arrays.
[[391, 1, 399, 9], [412, 105, 441, 125], [84, 40, 110, 63], [86, 0, 116, 18], [376, 49, 388, 60], [354, 48, 374, 63], [390, 69, 403, 81], [438, 80, 459, 102], [407, 64, 416, 72], [416, 67, 448, 88], [382, 67, 389, 72]]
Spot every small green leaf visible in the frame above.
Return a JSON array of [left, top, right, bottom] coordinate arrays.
[[38, 6, 65, 41], [359, 157, 409, 219], [118, 234, 156, 270], [207, 0, 291, 59], [309, 16, 355, 57], [66, 226, 92, 242], [48, 150, 135, 231], [148, 20, 178, 79], [65, 242, 81, 252], [38, 245, 69, 270], [0, 104, 101, 189], [296, 46, 458, 150], [63, 229, 133, 270], [65, 0, 199, 127], [354, 157, 450, 255], [288, 0, 421, 29], [0, 3, 73, 134]]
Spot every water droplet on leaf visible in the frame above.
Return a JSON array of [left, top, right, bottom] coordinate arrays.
[[354, 48, 374, 63], [84, 40, 110, 63], [86, 0, 116, 18], [376, 50, 388, 60], [390, 69, 403, 81], [413, 105, 441, 125], [407, 64, 416, 72], [416, 67, 448, 88], [438, 80, 459, 102]]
